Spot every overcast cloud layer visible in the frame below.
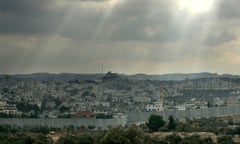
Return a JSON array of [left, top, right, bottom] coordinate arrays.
[[0, 0, 240, 74]]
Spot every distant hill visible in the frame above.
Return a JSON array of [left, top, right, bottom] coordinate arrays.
[[0, 73, 103, 81], [127, 72, 220, 81], [1, 72, 240, 81]]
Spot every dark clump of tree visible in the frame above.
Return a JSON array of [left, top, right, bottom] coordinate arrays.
[[160, 134, 182, 144], [167, 115, 176, 130], [29, 125, 50, 134], [53, 126, 152, 144], [0, 113, 18, 118], [59, 106, 70, 113], [100, 126, 153, 144], [0, 112, 39, 118], [0, 133, 52, 144], [217, 136, 235, 144], [82, 91, 90, 97], [146, 115, 165, 132], [180, 135, 213, 144], [16, 103, 40, 114], [155, 134, 214, 144], [57, 114, 72, 118], [96, 114, 113, 119], [56, 134, 95, 144]]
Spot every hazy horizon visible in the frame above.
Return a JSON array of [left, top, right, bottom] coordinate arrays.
[[0, 71, 237, 75], [1, 0, 240, 74]]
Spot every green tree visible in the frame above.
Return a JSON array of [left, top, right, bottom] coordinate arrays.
[[217, 136, 235, 144], [100, 126, 151, 144], [59, 106, 69, 113], [180, 135, 213, 144], [147, 115, 165, 132], [125, 125, 145, 144], [164, 134, 182, 144], [167, 115, 176, 130], [56, 135, 75, 144], [228, 119, 234, 125], [78, 134, 94, 144], [100, 127, 130, 144]]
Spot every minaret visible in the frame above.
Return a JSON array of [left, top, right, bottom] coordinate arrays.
[[95, 85, 102, 101], [159, 88, 164, 111]]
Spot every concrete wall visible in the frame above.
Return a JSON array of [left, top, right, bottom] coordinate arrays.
[[0, 104, 240, 128], [127, 104, 240, 124], [0, 116, 128, 129]]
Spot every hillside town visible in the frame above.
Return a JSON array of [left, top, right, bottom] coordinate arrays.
[[1, 72, 240, 118]]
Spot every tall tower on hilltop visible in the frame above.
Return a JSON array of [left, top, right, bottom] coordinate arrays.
[[101, 64, 104, 74]]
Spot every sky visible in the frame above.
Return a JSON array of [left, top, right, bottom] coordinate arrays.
[[0, 0, 240, 74]]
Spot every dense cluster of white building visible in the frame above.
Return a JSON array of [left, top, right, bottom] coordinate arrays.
[[0, 75, 240, 118], [0, 101, 20, 115]]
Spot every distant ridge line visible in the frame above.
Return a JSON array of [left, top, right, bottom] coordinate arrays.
[[0, 72, 240, 81]]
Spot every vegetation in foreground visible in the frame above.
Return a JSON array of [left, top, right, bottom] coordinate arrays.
[[0, 115, 240, 143]]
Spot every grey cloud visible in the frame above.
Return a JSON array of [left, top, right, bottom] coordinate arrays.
[[0, 0, 217, 42], [0, 47, 40, 74], [0, 0, 67, 34], [103, 0, 230, 42], [204, 30, 236, 46], [0, 0, 49, 14], [105, 0, 178, 41], [0, 0, 182, 42], [77, 0, 109, 2], [1, 0, 240, 74], [0, 0, 110, 39], [218, 0, 240, 18]]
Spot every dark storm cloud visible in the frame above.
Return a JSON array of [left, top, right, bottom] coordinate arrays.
[[1, 0, 240, 74], [0, 0, 178, 41], [0, 0, 239, 41], [204, 30, 236, 46], [0, 0, 64, 34], [102, 0, 179, 41], [0, 0, 112, 41], [0, 0, 48, 14]]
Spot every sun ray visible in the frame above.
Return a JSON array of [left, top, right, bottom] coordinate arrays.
[[91, 0, 122, 41], [175, 0, 218, 38], [32, 3, 78, 73], [178, 0, 216, 15], [173, 0, 219, 73]]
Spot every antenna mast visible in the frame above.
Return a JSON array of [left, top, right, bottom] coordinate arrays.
[[101, 64, 104, 74]]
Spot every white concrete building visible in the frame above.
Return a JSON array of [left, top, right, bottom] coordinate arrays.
[[175, 105, 186, 111], [146, 89, 164, 111], [0, 101, 20, 115], [146, 102, 163, 111]]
